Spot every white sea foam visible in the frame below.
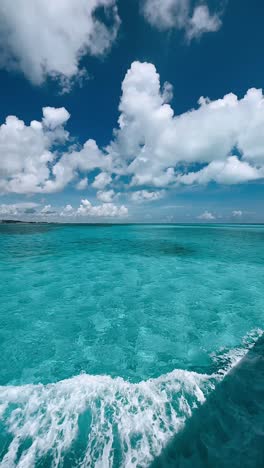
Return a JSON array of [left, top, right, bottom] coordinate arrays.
[[0, 329, 262, 468], [210, 328, 263, 373], [0, 370, 216, 467]]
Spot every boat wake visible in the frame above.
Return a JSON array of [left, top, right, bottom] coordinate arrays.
[[0, 329, 262, 468]]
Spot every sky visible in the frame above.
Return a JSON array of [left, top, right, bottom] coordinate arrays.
[[0, 0, 263, 223]]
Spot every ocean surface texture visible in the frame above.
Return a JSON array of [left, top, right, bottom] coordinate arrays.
[[0, 224, 263, 467]]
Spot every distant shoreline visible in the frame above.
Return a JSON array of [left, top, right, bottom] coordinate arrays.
[[1, 219, 264, 226], [0, 219, 54, 224]]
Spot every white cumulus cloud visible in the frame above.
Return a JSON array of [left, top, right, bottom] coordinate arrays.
[[232, 210, 243, 217], [0, 200, 128, 220], [49, 139, 112, 193], [92, 172, 112, 189], [76, 199, 128, 217], [40, 204, 56, 215], [198, 210, 215, 220], [0, 0, 120, 91], [141, 0, 222, 40], [0, 202, 39, 216], [0, 107, 69, 194], [96, 189, 116, 202], [108, 61, 264, 188], [76, 178, 88, 190], [42, 107, 70, 129], [60, 204, 74, 216], [1, 61, 264, 199], [142, 0, 189, 30], [176, 157, 262, 185], [130, 190, 165, 202], [0, 107, 111, 194]]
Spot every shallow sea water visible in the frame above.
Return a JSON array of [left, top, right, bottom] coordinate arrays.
[[0, 224, 263, 466]]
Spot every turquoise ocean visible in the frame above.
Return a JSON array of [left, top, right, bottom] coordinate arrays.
[[0, 223, 263, 467]]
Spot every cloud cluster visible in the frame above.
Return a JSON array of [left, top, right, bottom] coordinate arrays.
[[92, 172, 112, 189], [0, 200, 128, 220], [176, 157, 262, 185], [197, 210, 215, 220], [0, 107, 73, 194], [0, 0, 120, 91], [0, 0, 222, 94], [0, 110, 111, 194], [96, 189, 116, 202], [0, 202, 39, 216], [130, 190, 165, 202], [40, 205, 57, 215], [48, 139, 111, 193], [109, 61, 264, 187], [141, 0, 222, 40], [76, 199, 128, 217], [76, 178, 89, 190], [232, 210, 243, 217], [1, 61, 264, 202], [0, 108, 68, 194], [60, 199, 128, 218]]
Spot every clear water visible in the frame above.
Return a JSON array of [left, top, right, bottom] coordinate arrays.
[[0, 224, 263, 466]]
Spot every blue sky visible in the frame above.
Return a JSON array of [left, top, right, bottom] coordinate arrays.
[[0, 0, 263, 222]]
